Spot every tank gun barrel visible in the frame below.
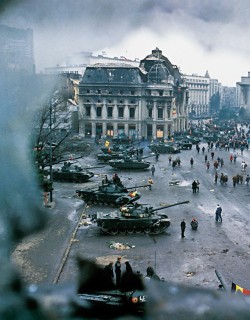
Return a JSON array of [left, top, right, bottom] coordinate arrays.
[[141, 154, 155, 159], [125, 184, 150, 190], [151, 200, 189, 213]]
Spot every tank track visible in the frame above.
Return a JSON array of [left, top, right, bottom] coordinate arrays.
[[100, 222, 170, 235]]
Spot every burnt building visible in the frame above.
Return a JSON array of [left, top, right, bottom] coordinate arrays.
[[78, 48, 189, 140]]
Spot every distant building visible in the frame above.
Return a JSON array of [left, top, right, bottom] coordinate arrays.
[[77, 48, 189, 140], [236, 72, 250, 112], [0, 24, 35, 74], [44, 51, 139, 76], [183, 73, 210, 116]]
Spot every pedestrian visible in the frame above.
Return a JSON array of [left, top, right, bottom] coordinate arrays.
[[155, 152, 159, 162], [148, 177, 153, 190], [168, 155, 172, 165], [180, 219, 186, 238], [190, 157, 194, 168], [220, 158, 224, 167], [229, 154, 233, 163], [211, 151, 215, 160], [196, 180, 200, 192], [146, 261, 155, 278], [205, 154, 208, 162], [215, 205, 222, 222], [233, 153, 237, 163], [232, 175, 237, 187], [115, 257, 122, 288], [246, 175, 250, 186], [104, 262, 114, 282], [215, 171, 219, 183], [192, 180, 197, 193], [202, 146, 205, 154], [151, 165, 155, 176], [206, 161, 210, 170]]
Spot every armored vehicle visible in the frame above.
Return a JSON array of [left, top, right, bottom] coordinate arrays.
[[148, 142, 180, 154], [108, 155, 153, 170], [97, 152, 125, 163], [76, 182, 148, 206], [96, 201, 189, 235], [177, 140, 192, 150], [49, 162, 94, 183]]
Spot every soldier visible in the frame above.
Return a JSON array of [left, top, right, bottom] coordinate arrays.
[[148, 177, 153, 190], [115, 257, 122, 288], [180, 219, 186, 238], [215, 205, 222, 223]]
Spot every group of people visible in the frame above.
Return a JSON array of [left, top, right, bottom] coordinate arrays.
[[104, 258, 162, 290], [192, 179, 200, 193]]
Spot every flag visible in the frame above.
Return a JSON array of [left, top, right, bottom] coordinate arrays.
[[105, 140, 110, 147], [231, 282, 250, 295]]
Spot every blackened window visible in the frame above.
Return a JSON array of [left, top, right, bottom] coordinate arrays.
[[96, 107, 102, 117], [131, 90, 135, 95], [129, 107, 135, 118], [107, 107, 113, 118], [148, 108, 152, 118], [87, 89, 90, 93], [118, 107, 124, 118], [158, 108, 163, 119], [86, 106, 91, 117]]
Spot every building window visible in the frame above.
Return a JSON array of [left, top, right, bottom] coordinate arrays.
[[108, 100, 112, 103], [119, 90, 124, 94], [107, 107, 113, 118], [87, 89, 90, 93], [148, 107, 152, 118], [158, 108, 163, 119], [129, 107, 135, 118], [131, 90, 135, 95], [118, 107, 124, 118], [159, 90, 163, 96], [86, 106, 91, 117], [97, 89, 101, 94], [96, 107, 102, 117]]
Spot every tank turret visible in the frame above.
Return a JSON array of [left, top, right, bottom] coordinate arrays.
[[76, 182, 149, 206], [95, 201, 189, 235]]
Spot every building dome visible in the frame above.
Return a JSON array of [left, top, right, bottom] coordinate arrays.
[[139, 47, 182, 84]]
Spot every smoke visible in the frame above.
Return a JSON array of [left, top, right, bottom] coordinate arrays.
[[1, 0, 250, 84]]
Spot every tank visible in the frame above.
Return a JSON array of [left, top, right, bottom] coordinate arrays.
[[95, 201, 189, 235], [97, 151, 125, 163], [49, 161, 95, 183], [148, 142, 181, 154], [108, 155, 153, 170], [76, 182, 149, 206]]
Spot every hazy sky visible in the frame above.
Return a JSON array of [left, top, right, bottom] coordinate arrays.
[[1, 0, 250, 86]]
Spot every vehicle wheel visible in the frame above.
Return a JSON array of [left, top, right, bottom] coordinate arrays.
[[103, 202, 109, 206], [101, 224, 108, 233], [119, 229, 127, 235], [144, 227, 151, 234], [127, 228, 134, 234], [135, 228, 142, 234], [152, 226, 161, 234], [109, 229, 118, 235]]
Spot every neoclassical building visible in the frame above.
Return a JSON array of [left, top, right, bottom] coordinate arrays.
[[78, 48, 189, 140]]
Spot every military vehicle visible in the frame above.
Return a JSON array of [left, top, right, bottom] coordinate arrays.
[[108, 154, 153, 170], [148, 142, 181, 154], [47, 162, 95, 183], [76, 182, 148, 206], [176, 140, 192, 150], [95, 201, 189, 235], [97, 151, 125, 163]]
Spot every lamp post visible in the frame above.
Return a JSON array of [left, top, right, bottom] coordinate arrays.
[[49, 101, 53, 203]]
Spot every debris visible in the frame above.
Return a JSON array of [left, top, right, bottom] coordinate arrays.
[[186, 271, 196, 277], [109, 241, 135, 250], [221, 249, 229, 253]]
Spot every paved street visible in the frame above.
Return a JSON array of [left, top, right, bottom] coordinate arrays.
[[12, 137, 250, 291]]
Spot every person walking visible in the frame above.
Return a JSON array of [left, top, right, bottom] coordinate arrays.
[[155, 152, 159, 162], [202, 146, 205, 154], [151, 165, 155, 176], [246, 174, 250, 186], [206, 161, 210, 170], [192, 180, 197, 193], [215, 205, 222, 222], [148, 177, 153, 190], [196, 180, 200, 192], [180, 219, 186, 238], [190, 157, 194, 168], [205, 154, 208, 162], [115, 257, 122, 288], [214, 171, 219, 184], [211, 151, 215, 160]]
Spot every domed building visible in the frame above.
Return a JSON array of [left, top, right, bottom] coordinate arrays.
[[78, 48, 189, 140]]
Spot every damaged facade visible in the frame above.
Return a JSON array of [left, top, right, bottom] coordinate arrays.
[[78, 48, 189, 140]]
